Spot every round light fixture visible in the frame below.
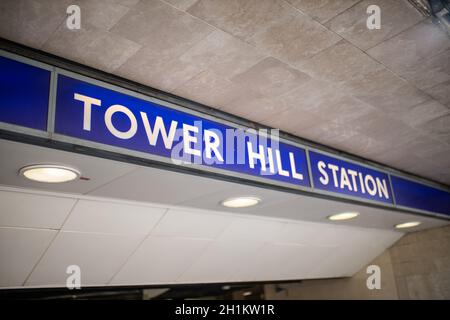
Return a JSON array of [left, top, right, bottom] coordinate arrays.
[[327, 212, 359, 221], [395, 221, 421, 229], [221, 196, 261, 208], [19, 165, 81, 183]]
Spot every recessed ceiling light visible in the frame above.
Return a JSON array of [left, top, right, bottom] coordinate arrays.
[[242, 291, 252, 297], [327, 212, 359, 221], [221, 196, 261, 208], [395, 221, 421, 229], [19, 164, 80, 183]]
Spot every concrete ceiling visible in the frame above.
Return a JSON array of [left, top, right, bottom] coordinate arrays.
[[0, 0, 449, 185]]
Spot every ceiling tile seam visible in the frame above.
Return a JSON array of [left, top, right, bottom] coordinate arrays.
[[19, 219, 67, 287], [244, 3, 345, 63], [279, 0, 357, 43], [170, 52, 269, 96], [55, 229, 158, 237], [0, 184, 172, 211], [325, 2, 427, 52], [77, 24, 143, 73], [35, 8, 68, 50], [172, 239, 220, 283], [82, 167, 140, 195], [105, 207, 170, 285], [252, 75, 335, 119], [1, 183, 334, 227], [39, 10, 71, 50], [280, 0, 362, 30], [115, 24, 217, 88], [425, 79, 450, 102], [199, 223, 290, 281], [231, 242, 282, 282], [158, 0, 221, 29], [158, 0, 274, 57], [174, 238, 266, 284], [109, 43, 143, 73], [363, 18, 427, 52], [20, 198, 84, 285], [18, 199, 83, 287], [280, 0, 309, 17], [2, 182, 447, 232], [314, 0, 365, 25], [256, 107, 323, 131], [382, 107, 450, 147], [0, 185, 81, 201], [216, 65, 323, 116], [145, 234, 226, 241], [334, 38, 445, 113], [157, 0, 311, 75], [39, 7, 142, 73], [103, 4, 132, 32], [259, 7, 443, 108], [131, 0, 218, 53], [0, 225, 59, 232], [171, 214, 264, 283], [398, 98, 450, 130], [53, 198, 79, 231]]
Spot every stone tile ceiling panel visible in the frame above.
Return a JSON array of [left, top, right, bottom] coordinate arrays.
[[0, 0, 449, 185]]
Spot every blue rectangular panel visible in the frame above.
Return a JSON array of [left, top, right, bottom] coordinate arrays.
[[0, 56, 50, 130], [309, 151, 393, 204], [391, 176, 450, 216], [54, 75, 310, 188]]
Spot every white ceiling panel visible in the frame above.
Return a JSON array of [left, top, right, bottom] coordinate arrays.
[[0, 139, 447, 288], [272, 222, 328, 246], [179, 183, 298, 213], [0, 139, 137, 194], [62, 199, 166, 235], [279, 245, 338, 280], [0, 227, 56, 287], [310, 229, 403, 278], [26, 231, 143, 287], [233, 243, 308, 282], [151, 209, 232, 239], [177, 241, 265, 283], [0, 190, 75, 229], [89, 166, 230, 204], [111, 236, 211, 285], [0, 186, 407, 288], [218, 217, 284, 243]]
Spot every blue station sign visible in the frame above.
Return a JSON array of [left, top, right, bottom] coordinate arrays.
[[1, 52, 449, 217], [54, 74, 311, 189], [309, 151, 393, 204], [0, 56, 50, 131], [391, 176, 450, 215]]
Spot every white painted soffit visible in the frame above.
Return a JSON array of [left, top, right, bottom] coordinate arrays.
[[0, 185, 404, 288], [0, 139, 448, 288]]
